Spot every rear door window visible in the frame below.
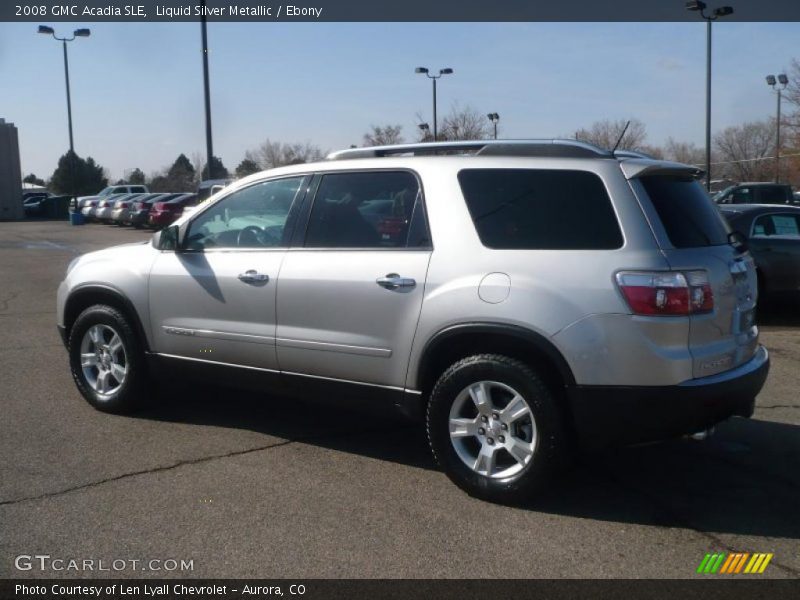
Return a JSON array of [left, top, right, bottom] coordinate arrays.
[[731, 188, 752, 203], [457, 169, 622, 250], [304, 171, 428, 249], [753, 213, 800, 238], [639, 176, 731, 248], [756, 186, 791, 204]]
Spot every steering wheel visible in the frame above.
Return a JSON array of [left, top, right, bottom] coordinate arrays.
[[237, 225, 264, 247]]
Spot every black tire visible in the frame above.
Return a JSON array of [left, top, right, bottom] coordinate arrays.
[[426, 354, 567, 504], [68, 304, 148, 414]]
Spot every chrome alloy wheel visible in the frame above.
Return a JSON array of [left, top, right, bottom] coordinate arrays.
[[79, 324, 127, 398], [448, 380, 538, 479]]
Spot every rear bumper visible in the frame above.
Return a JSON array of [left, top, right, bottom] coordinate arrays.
[[148, 211, 176, 227], [568, 345, 769, 447], [129, 210, 149, 226]]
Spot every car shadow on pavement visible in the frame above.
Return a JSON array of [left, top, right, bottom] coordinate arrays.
[[529, 418, 800, 540], [136, 382, 799, 540]]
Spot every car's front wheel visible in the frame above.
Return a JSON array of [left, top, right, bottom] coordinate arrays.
[[426, 354, 567, 503], [68, 304, 147, 413]]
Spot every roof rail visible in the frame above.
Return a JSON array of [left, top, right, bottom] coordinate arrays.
[[326, 139, 613, 160]]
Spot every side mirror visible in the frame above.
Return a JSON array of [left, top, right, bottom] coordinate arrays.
[[153, 225, 180, 251], [728, 230, 748, 254]]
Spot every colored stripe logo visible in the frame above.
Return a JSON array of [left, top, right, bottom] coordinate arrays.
[[697, 552, 773, 574]]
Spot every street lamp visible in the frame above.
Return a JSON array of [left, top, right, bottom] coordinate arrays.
[[766, 73, 788, 183], [685, 1, 734, 191], [418, 122, 431, 142], [38, 25, 90, 198], [415, 67, 454, 141], [487, 113, 500, 140]]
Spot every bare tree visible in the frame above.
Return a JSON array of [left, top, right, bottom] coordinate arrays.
[[713, 119, 776, 181], [439, 104, 491, 141], [784, 58, 800, 111], [250, 140, 325, 169], [663, 137, 705, 165], [363, 125, 404, 147], [574, 118, 648, 151]]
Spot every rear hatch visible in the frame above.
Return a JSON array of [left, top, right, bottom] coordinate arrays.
[[630, 170, 759, 379]]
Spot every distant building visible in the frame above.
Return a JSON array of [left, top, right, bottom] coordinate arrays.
[[0, 119, 23, 220]]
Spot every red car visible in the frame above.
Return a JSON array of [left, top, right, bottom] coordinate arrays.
[[147, 194, 198, 229]]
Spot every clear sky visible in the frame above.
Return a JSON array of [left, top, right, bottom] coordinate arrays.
[[1, 21, 799, 181]]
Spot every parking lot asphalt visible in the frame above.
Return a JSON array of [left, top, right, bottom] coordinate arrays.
[[0, 220, 798, 579]]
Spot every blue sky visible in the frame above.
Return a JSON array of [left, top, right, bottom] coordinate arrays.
[[1, 21, 799, 181]]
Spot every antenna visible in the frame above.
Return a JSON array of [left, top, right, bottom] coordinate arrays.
[[611, 120, 631, 154]]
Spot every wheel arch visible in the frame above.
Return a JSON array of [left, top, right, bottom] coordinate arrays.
[[63, 284, 150, 352], [415, 323, 576, 397]]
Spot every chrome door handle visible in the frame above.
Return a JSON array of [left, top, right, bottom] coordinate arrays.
[[376, 273, 416, 289], [238, 270, 269, 283]]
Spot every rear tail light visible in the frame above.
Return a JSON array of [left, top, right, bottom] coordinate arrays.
[[120, 202, 129, 208], [615, 270, 713, 316]]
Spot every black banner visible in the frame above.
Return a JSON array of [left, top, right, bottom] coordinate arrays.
[[3, 580, 799, 600], [3, 0, 800, 22]]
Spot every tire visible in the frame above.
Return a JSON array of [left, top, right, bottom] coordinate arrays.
[[426, 354, 567, 503], [67, 304, 148, 414]]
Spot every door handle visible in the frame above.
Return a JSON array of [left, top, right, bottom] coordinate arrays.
[[238, 270, 269, 284], [376, 273, 416, 289]]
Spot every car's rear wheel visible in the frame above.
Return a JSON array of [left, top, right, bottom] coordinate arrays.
[[427, 354, 567, 503], [68, 304, 147, 413]]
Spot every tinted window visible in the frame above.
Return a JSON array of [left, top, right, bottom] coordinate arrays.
[[640, 176, 730, 248], [130, 186, 147, 194], [304, 171, 427, 249], [731, 187, 752, 204], [757, 186, 791, 204], [752, 213, 800, 238], [185, 177, 304, 250], [457, 169, 622, 250]]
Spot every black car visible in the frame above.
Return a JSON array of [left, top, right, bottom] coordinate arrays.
[[721, 204, 800, 297], [715, 183, 795, 205]]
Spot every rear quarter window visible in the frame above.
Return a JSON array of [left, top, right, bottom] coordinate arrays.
[[639, 176, 730, 248], [457, 169, 623, 250]]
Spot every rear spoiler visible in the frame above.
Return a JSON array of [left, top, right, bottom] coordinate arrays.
[[619, 158, 705, 181]]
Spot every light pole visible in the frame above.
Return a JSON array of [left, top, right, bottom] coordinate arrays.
[[415, 67, 453, 141], [38, 25, 90, 198], [766, 74, 788, 183], [200, 0, 214, 181], [418, 122, 431, 142], [487, 113, 500, 139], [685, 1, 734, 192]]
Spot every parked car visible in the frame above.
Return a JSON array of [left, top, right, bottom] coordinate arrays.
[[720, 204, 800, 297], [22, 191, 51, 202], [71, 184, 149, 212], [57, 140, 769, 503], [147, 194, 198, 229], [714, 182, 795, 205], [93, 194, 132, 223], [109, 193, 150, 226], [80, 199, 100, 220], [23, 196, 46, 217], [126, 193, 184, 228]]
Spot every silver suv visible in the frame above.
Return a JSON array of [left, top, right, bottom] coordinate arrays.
[[57, 140, 769, 502]]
